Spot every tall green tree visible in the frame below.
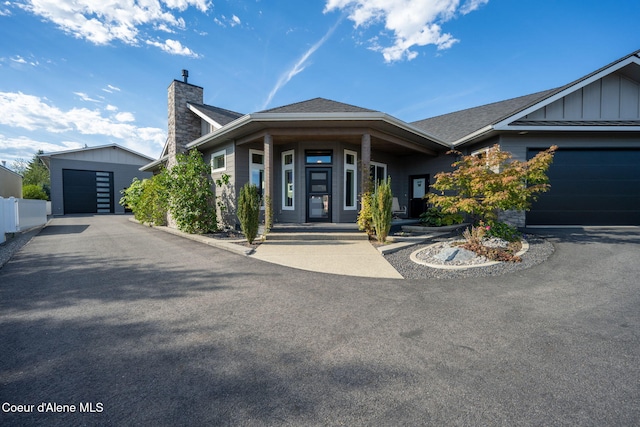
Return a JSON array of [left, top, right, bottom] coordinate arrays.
[[13, 150, 50, 199]]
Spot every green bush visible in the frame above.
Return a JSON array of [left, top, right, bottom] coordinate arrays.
[[357, 191, 374, 236], [419, 207, 464, 227], [482, 220, 521, 242], [371, 176, 393, 243], [22, 184, 48, 200], [120, 174, 169, 226], [237, 183, 261, 244], [167, 150, 217, 234]]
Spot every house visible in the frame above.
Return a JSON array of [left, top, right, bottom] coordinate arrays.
[[143, 50, 640, 227], [0, 162, 22, 198], [413, 50, 640, 226], [40, 144, 154, 215]]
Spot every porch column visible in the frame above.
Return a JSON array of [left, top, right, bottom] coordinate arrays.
[[361, 133, 371, 195], [263, 133, 274, 230]]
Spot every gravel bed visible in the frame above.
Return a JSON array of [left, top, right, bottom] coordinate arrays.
[[384, 232, 555, 280], [0, 227, 42, 269]]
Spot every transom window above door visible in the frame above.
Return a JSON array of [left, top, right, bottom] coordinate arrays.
[[306, 150, 332, 164]]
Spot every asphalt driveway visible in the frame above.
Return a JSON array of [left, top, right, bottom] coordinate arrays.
[[1, 215, 639, 426]]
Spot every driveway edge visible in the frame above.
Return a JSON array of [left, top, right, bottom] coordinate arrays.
[[127, 218, 254, 256]]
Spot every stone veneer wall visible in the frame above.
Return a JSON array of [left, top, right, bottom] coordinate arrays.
[[498, 209, 526, 228], [167, 80, 203, 168], [166, 79, 204, 228]]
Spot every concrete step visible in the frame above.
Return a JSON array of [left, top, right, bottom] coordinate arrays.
[[265, 231, 368, 241]]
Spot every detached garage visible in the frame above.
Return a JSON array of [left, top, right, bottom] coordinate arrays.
[[40, 144, 153, 215]]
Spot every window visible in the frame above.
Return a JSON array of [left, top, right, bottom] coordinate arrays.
[[306, 150, 332, 164], [249, 149, 264, 205], [472, 147, 499, 173], [282, 150, 295, 210], [344, 150, 357, 210], [370, 161, 387, 188], [211, 149, 226, 172]]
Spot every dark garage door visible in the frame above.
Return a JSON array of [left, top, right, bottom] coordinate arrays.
[[63, 169, 114, 214], [527, 148, 640, 225]]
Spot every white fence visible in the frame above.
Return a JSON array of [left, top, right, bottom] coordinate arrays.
[[1, 197, 48, 243]]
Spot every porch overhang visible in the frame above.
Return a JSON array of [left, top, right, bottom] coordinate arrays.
[[186, 112, 449, 156]]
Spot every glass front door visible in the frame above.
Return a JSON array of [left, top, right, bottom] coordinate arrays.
[[306, 167, 331, 222]]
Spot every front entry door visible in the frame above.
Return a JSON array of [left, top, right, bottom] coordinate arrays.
[[409, 174, 429, 218], [306, 167, 331, 222]]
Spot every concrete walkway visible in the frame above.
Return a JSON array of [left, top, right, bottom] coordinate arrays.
[[251, 238, 404, 279]]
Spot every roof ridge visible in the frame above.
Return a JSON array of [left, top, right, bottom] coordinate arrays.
[[260, 97, 377, 113]]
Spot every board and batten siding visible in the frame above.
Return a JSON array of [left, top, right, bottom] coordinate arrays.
[[522, 74, 640, 121]]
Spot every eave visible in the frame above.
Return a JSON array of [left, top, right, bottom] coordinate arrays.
[[186, 112, 450, 155]]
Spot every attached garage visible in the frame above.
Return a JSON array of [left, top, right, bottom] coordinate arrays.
[[527, 148, 640, 225], [40, 144, 153, 216]]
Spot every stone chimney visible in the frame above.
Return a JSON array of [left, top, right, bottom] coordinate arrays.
[[167, 72, 203, 167]]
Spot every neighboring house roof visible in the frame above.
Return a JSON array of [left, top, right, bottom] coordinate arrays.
[[412, 49, 640, 146], [188, 103, 244, 128], [0, 162, 22, 178], [40, 143, 155, 169], [260, 97, 377, 114], [411, 89, 557, 144]]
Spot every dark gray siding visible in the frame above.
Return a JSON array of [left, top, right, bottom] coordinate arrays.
[[50, 158, 151, 215]]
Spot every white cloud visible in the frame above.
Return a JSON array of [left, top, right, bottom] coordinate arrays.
[[115, 112, 135, 122], [105, 104, 119, 111], [102, 85, 121, 93], [0, 134, 84, 163], [214, 14, 243, 28], [19, 0, 209, 53], [324, 0, 488, 62], [0, 91, 165, 153], [10, 54, 40, 67], [74, 92, 101, 103], [145, 38, 201, 57]]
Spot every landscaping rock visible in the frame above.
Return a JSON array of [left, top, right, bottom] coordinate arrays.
[[434, 247, 459, 261], [452, 247, 478, 263]]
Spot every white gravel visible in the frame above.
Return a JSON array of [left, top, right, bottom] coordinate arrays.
[[385, 232, 555, 280]]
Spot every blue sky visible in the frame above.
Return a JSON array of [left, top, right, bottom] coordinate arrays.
[[1, 0, 639, 167]]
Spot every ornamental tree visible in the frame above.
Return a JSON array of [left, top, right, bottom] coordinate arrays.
[[428, 144, 557, 223]]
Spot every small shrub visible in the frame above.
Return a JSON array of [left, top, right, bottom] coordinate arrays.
[[237, 183, 260, 244], [483, 220, 521, 242], [460, 223, 522, 262], [462, 225, 487, 246], [461, 241, 522, 263], [419, 207, 464, 227], [357, 191, 374, 236], [22, 184, 48, 200], [371, 176, 393, 243]]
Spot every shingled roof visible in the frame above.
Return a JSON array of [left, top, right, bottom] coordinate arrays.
[[189, 103, 244, 126], [260, 97, 377, 114], [410, 89, 558, 144]]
